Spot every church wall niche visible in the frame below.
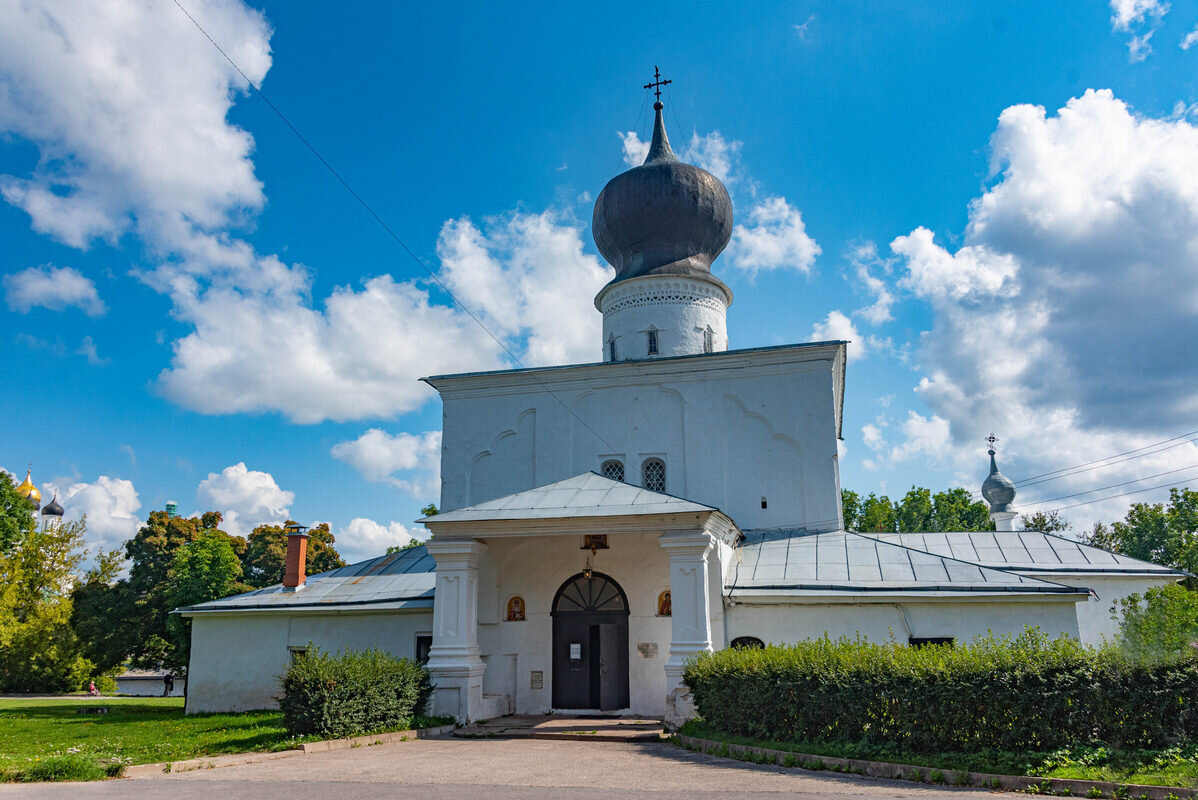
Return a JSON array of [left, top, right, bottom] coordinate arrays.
[[720, 394, 807, 530], [463, 408, 536, 507]]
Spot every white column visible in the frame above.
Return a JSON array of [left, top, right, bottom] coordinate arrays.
[[659, 529, 715, 727], [425, 539, 487, 723], [991, 510, 1018, 531]]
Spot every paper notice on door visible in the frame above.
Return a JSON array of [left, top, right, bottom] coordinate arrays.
[[570, 643, 581, 659]]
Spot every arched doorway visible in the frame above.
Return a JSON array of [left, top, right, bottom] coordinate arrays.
[[551, 572, 630, 710]]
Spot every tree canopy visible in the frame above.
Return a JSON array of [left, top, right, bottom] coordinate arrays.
[[842, 487, 993, 533]]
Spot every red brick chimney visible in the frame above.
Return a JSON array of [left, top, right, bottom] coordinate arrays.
[[283, 524, 310, 590]]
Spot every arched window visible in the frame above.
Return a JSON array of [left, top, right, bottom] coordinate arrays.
[[600, 460, 625, 482], [642, 458, 666, 492], [731, 636, 765, 649]]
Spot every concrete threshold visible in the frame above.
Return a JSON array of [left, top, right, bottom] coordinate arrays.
[[455, 714, 664, 742]]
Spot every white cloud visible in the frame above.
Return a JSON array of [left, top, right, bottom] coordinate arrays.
[[794, 14, 815, 40], [331, 429, 441, 498], [879, 89, 1198, 527], [862, 423, 887, 452], [1110, 0, 1167, 31], [618, 131, 649, 168], [728, 196, 821, 275], [0, 0, 271, 253], [811, 310, 866, 361], [76, 335, 108, 366], [887, 412, 953, 467], [195, 462, 293, 538], [1109, 0, 1168, 61], [45, 475, 143, 554], [1181, 25, 1198, 49], [849, 243, 897, 325], [436, 210, 611, 368], [4, 266, 105, 316], [685, 131, 742, 187], [336, 518, 422, 564]]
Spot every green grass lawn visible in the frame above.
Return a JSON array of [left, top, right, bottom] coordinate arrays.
[[677, 720, 1198, 790], [0, 696, 449, 782]]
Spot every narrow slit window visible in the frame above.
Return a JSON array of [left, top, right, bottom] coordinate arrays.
[[600, 460, 625, 482], [608, 337, 617, 362], [642, 458, 666, 492], [647, 329, 659, 355], [703, 327, 714, 353]]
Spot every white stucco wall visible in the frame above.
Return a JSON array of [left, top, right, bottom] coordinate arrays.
[[474, 532, 681, 716], [725, 598, 1082, 646], [1039, 575, 1177, 645], [431, 343, 845, 534], [184, 609, 433, 714], [596, 275, 730, 361]]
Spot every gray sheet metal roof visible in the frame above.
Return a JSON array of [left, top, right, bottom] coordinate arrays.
[[867, 531, 1184, 575], [423, 472, 718, 524], [178, 546, 435, 614], [730, 529, 1087, 596]]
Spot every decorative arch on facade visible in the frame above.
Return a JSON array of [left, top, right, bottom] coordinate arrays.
[[731, 636, 765, 649], [551, 571, 629, 615]]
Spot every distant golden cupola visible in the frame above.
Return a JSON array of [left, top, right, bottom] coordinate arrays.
[[16, 469, 42, 507]]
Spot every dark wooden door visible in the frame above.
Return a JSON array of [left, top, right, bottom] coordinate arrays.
[[598, 622, 621, 711], [551, 572, 630, 710]]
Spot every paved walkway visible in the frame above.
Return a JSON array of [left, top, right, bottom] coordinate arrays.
[[0, 737, 992, 799], [455, 714, 664, 741]]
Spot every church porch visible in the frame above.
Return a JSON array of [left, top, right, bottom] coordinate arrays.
[[420, 472, 739, 725]]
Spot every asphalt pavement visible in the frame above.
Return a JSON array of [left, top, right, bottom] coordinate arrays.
[[0, 737, 994, 799]]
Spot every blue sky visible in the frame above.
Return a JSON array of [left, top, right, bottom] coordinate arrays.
[[2, 0, 1197, 562]]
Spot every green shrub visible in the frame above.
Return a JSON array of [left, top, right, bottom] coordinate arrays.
[[278, 645, 432, 738], [683, 628, 1198, 754]]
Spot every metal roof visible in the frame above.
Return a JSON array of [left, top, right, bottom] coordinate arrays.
[[866, 531, 1184, 575], [423, 472, 719, 524], [178, 545, 435, 614], [730, 529, 1087, 597]]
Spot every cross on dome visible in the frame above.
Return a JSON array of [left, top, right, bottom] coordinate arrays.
[[643, 65, 672, 104]]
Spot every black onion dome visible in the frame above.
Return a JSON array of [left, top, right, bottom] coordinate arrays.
[[592, 101, 733, 288], [981, 450, 1016, 513], [42, 493, 64, 517]]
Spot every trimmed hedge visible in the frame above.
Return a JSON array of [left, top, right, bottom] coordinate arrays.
[[279, 645, 432, 738], [683, 629, 1198, 753]]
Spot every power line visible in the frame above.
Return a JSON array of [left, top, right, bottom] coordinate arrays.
[[1017, 437, 1198, 489], [1022, 462, 1198, 506], [1023, 472, 1198, 513], [172, 0, 619, 453]]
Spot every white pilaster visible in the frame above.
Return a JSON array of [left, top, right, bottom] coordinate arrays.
[[991, 510, 1018, 532], [425, 539, 488, 723], [659, 529, 715, 727]]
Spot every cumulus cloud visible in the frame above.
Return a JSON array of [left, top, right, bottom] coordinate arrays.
[[336, 518, 422, 564], [4, 266, 105, 316], [1181, 25, 1198, 49], [848, 243, 897, 325], [879, 89, 1198, 525], [436, 210, 611, 367], [727, 196, 821, 275], [331, 429, 441, 498], [618, 131, 650, 167], [685, 131, 742, 187], [195, 462, 293, 538], [44, 475, 143, 554]]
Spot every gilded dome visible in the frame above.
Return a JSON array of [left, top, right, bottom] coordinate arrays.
[[592, 101, 732, 290], [15, 469, 41, 504]]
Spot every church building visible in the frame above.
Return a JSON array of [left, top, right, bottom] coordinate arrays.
[[181, 96, 1183, 724]]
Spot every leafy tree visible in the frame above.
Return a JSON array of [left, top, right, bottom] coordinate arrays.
[[166, 532, 250, 672], [1083, 488, 1198, 580], [1020, 510, 1070, 534], [70, 548, 136, 675], [242, 521, 345, 588], [0, 470, 36, 554], [1115, 583, 1198, 660], [898, 487, 934, 532], [859, 493, 898, 533], [843, 486, 993, 532], [0, 517, 96, 691], [420, 503, 438, 517]]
